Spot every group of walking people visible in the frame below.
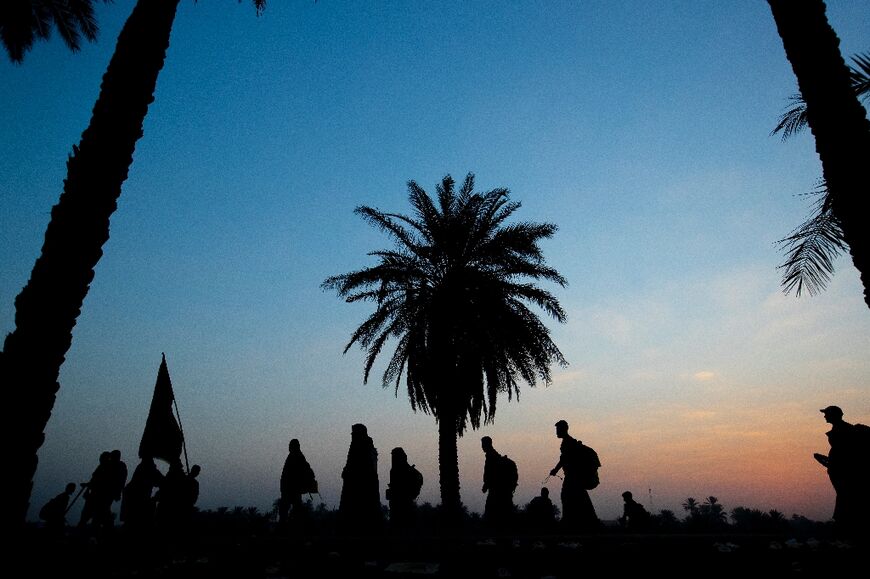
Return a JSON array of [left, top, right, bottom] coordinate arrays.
[[479, 420, 603, 532], [42, 407, 865, 538], [40, 451, 201, 533], [278, 423, 424, 534], [279, 419, 609, 534]]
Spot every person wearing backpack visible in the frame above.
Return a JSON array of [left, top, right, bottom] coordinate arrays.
[[386, 447, 423, 531], [549, 420, 601, 532], [618, 491, 651, 532], [481, 436, 517, 529], [279, 438, 318, 529], [815, 405, 870, 538]]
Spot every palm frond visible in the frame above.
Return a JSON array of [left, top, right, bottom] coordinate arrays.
[[849, 52, 870, 102], [2, 0, 110, 63], [771, 94, 808, 140], [354, 206, 419, 253], [777, 183, 847, 296]]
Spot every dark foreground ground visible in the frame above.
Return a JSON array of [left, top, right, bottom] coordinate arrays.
[[16, 525, 868, 578]]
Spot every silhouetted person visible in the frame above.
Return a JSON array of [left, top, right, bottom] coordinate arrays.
[[79, 451, 115, 529], [39, 482, 77, 532], [814, 405, 870, 538], [110, 449, 128, 505], [386, 447, 423, 531], [339, 424, 383, 533], [525, 487, 557, 531], [156, 459, 188, 530], [121, 457, 164, 530], [481, 436, 517, 529], [279, 439, 318, 528], [619, 491, 651, 532], [186, 464, 201, 514], [550, 420, 601, 532]]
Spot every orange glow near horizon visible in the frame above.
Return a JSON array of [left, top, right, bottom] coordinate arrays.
[[455, 392, 852, 521]]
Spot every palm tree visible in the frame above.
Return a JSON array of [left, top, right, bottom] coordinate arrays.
[[767, 0, 870, 309], [730, 506, 759, 531], [655, 508, 679, 531], [772, 53, 869, 296], [0, 0, 109, 63], [682, 497, 699, 516], [323, 173, 567, 520], [767, 509, 785, 523], [2, 0, 266, 528], [702, 496, 727, 526]]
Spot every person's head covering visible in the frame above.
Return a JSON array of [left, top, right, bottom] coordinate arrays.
[[352, 423, 368, 436], [820, 406, 843, 418]]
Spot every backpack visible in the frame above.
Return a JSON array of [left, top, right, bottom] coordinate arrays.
[[564, 439, 599, 490], [302, 462, 318, 494], [500, 454, 519, 491], [852, 423, 870, 460], [578, 445, 600, 490], [410, 465, 424, 500]]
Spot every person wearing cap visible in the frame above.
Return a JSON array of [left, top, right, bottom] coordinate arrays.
[[814, 406, 870, 538], [549, 420, 601, 532]]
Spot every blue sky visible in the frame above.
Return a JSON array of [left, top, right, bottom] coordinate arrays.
[[2, 0, 868, 522]]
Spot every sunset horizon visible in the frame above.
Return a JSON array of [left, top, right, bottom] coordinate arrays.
[[3, 0, 868, 533]]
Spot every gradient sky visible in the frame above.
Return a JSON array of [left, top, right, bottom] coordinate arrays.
[[2, 0, 869, 523]]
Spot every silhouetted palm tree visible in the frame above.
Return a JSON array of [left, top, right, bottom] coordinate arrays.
[[702, 496, 727, 525], [681, 497, 698, 514], [658, 509, 677, 522], [2, 0, 266, 528], [655, 509, 679, 530], [0, 0, 109, 63], [772, 53, 869, 296], [324, 173, 567, 520], [731, 506, 764, 531], [767, 0, 870, 309]]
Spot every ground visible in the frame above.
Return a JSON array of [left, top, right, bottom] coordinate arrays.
[[16, 524, 866, 578]]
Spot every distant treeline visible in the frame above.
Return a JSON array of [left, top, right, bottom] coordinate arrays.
[[186, 496, 832, 539]]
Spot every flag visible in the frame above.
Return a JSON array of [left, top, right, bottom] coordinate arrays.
[[138, 353, 183, 463]]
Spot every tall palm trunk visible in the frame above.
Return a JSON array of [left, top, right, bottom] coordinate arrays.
[[768, 0, 870, 309], [432, 329, 464, 525], [2, 0, 181, 527], [436, 410, 462, 524]]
